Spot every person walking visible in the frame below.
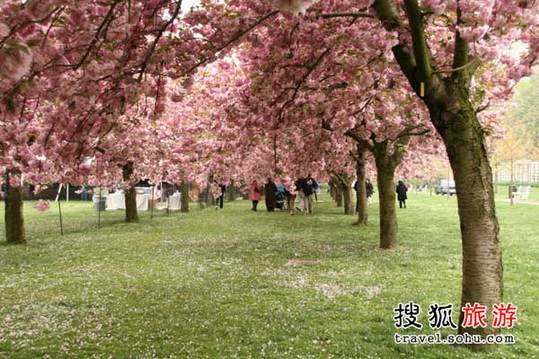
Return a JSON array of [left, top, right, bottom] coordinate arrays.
[[249, 180, 261, 211], [353, 180, 360, 212], [396, 180, 408, 209], [286, 181, 298, 215], [366, 179, 374, 204], [216, 184, 226, 209], [303, 174, 316, 214], [296, 177, 306, 213], [264, 178, 277, 212]]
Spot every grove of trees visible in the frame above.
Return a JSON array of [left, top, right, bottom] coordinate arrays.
[[1, 0, 538, 341]]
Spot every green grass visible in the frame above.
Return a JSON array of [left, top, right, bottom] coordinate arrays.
[[0, 193, 538, 358], [495, 184, 539, 202]]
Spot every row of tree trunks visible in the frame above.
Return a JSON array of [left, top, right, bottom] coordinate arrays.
[[342, 185, 354, 214], [3, 166, 196, 244], [337, 175, 355, 215], [329, 178, 344, 207], [348, 134, 406, 249], [4, 172, 26, 244], [328, 179, 336, 202], [354, 145, 369, 226], [335, 189, 343, 207]]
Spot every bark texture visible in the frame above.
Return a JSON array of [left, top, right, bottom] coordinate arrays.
[[227, 181, 237, 201], [204, 183, 214, 207], [365, 137, 408, 249], [334, 185, 343, 207], [372, 0, 503, 337], [375, 159, 398, 249], [332, 173, 354, 215], [122, 162, 139, 223], [5, 180, 26, 244], [433, 102, 502, 337], [355, 145, 369, 225], [328, 178, 342, 207], [341, 182, 354, 215], [180, 181, 190, 212]]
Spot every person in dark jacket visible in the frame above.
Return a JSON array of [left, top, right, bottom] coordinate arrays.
[[353, 179, 375, 211], [302, 175, 316, 214], [396, 180, 408, 208], [353, 180, 361, 212], [264, 178, 277, 212], [216, 184, 226, 209], [366, 179, 374, 204]]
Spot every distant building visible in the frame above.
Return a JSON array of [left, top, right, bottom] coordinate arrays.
[[495, 160, 539, 184]]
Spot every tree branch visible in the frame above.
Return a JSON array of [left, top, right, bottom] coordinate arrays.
[[74, 1, 120, 70], [320, 12, 373, 19], [137, 0, 183, 81], [184, 10, 279, 75], [451, 1, 471, 86], [403, 0, 433, 81], [372, 0, 418, 88], [373, 0, 448, 102], [276, 47, 331, 123]]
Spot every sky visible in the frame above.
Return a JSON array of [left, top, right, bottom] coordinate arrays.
[[182, 0, 201, 10]]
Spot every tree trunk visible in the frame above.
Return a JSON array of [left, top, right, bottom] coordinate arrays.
[[493, 164, 498, 194], [355, 145, 368, 225], [375, 161, 397, 249], [436, 107, 502, 337], [180, 181, 189, 213], [341, 182, 354, 215], [227, 181, 237, 201], [204, 183, 214, 207], [5, 178, 26, 244], [328, 180, 337, 201], [371, 0, 504, 340], [197, 187, 205, 209], [335, 186, 343, 207], [122, 162, 139, 223]]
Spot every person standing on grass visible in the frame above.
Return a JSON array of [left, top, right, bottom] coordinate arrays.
[[264, 178, 277, 212], [396, 180, 408, 209], [249, 180, 261, 211], [313, 180, 320, 201], [216, 184, 226, 209], [80, 183, 89, 201], [286, 181, 298, 215], [296, 177, 306, 212], [303, 174, 316, 214], [366, 179, 374, 205]]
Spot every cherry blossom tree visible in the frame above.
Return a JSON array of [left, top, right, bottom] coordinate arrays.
[[263, 0, 539, 336], [1, 0, 537, 340], [228, 6, 443, 246], [0, 0, 283, 241], [192, 0, 538, 337]]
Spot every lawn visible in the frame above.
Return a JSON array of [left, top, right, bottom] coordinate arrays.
[[494, 184, 539, 202], [0, 193, 538, 358]]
